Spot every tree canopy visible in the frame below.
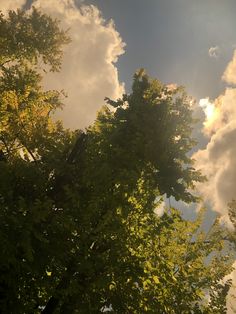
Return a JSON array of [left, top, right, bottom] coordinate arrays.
[[0, 8, 234, 314]]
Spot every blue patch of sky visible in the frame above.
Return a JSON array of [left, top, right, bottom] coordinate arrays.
[[83, 0, 236, 100]]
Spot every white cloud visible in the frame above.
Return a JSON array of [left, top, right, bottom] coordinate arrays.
[[222, 50, 236, 85], [194, 120, 236, 217], [199, 98, 217, 132], [0, 0, 125, 129], [0, 0, 26, 14], [193, 51, 236, 222], [201, 89, 236, 134], [30, 0, 125, 129], [208, 46, 220, 58], [194, 65, 236, 312]]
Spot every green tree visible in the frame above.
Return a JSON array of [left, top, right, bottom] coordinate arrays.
[[0, 8, 233, 314], [229, 200, 236, 228], [0, 8, 72, 313], [227, 200, 236, 250]]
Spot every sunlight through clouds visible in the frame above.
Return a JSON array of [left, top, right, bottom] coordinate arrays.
[[199, 97, 219, 132]]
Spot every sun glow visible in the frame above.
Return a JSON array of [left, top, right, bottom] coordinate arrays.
[[199, 98, 218, 129]]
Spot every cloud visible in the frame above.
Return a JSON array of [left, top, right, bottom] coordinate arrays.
[[208, 46, 220, 58], [194, 53, 236, 310], [193, 52, 236, 222], [30, 0, 125, 129], [222, 50, 236, 85], [0, 0, 26, 14], [1, 0, 125, 129], [193, 119, 236, 217], [199, 98, 219, 132]]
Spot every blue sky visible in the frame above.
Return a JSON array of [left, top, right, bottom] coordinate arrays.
[[84, 0, 236, 99]]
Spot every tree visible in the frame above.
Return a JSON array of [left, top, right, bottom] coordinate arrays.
[[0, 8, 233, 314], [226, 200, 236, 249], [0, 8, 72, 313], [229, 201, 236, 227]]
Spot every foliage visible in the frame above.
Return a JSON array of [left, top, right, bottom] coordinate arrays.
[[105, 70, 204, 202], [228, 200, 236, 251], [0, 8, 70, 71], [0, 8, 233, 314], [229, 200, 236, 228]]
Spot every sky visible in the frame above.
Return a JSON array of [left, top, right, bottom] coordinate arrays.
[[72, 0, 236, 223], [1, 0, 236, 311], [84, 0, 236, 100]]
